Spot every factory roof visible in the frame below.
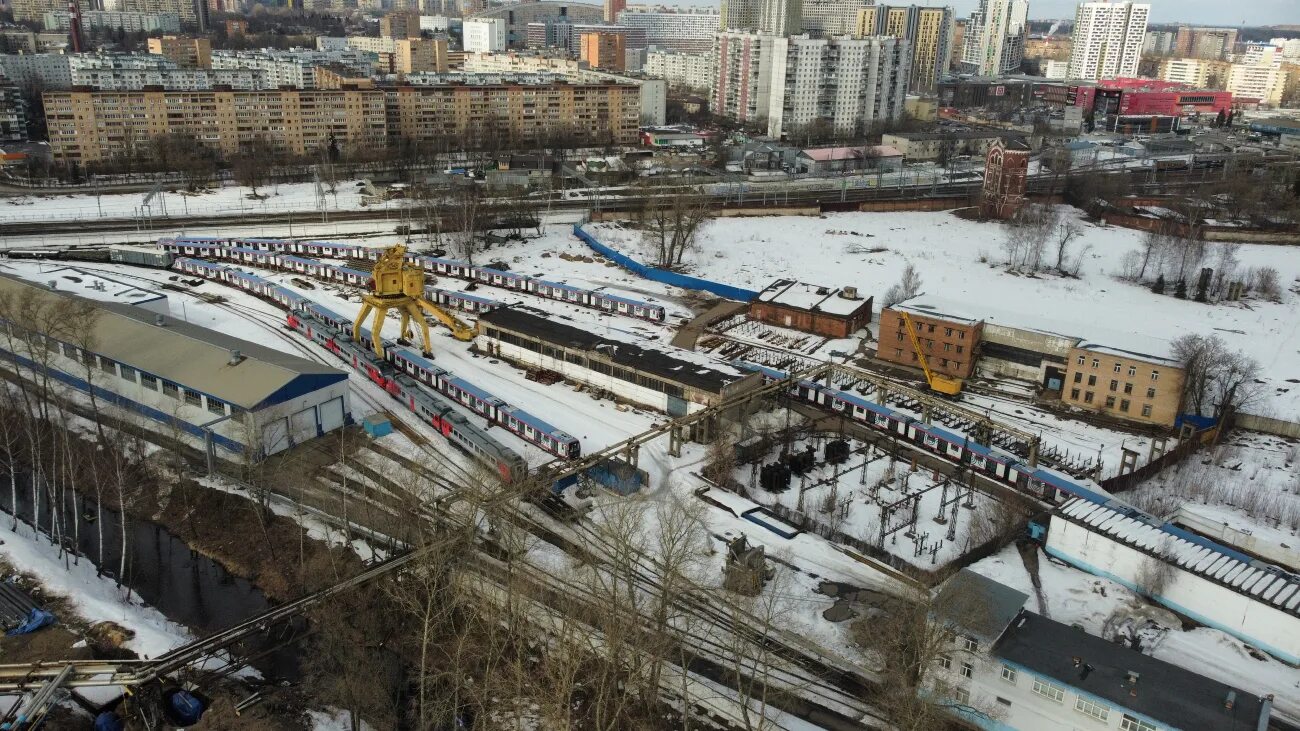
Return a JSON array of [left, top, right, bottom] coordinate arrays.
[[480, 306, 746, 393], [995, 611, 1271, 731], [755, 279, 870, 317], [932, 569, 1028, 643], [0, 273, 346, 411]]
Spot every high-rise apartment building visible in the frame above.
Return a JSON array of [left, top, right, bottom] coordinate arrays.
[[855, 5, 954, 92], [615, 9, 719, 54], [799, 0, 870, 37], [44, 81, 642, 164], [1157, 56, 1230, 88], [721, 0, 800, 34], [603, 0, 624, 23], [463, 18, 507, 52], [1066, 2, 1149, 80], [713, 32, 908, 139], [1173, 26, 1236, 60], [1142, 29, 1175, 55], [380, 12, 421, 39], [147, 35, 211, 68], [579, 31, 625, 71], [644, 49, 714, 90], [959, 0, 1028, 76]]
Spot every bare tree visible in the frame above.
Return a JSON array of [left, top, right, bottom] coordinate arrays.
[[882, 263, 924, 307], [1001, 204, 1057, 272], [1052, 220, 1083, 274], [1171, 333, 1263, 419], [636, 178, 713, 269]]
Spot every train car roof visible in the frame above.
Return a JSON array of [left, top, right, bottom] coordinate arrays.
[[826, 387, 897, 418], [430, 287, 498, 306], [497, 403, 572, 442], [390, 346, 447, 375], [592, 290, 657, 308], [445, 375, 503, 405], [531, 278, 584, 292], [337, 266, 372, 279]]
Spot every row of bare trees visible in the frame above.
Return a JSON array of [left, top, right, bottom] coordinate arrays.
[[999, 204, 1088, 276], [1118, 227, 1284, 303]]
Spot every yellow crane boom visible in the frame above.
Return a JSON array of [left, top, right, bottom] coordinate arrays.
[[898, 311, 963, 396]]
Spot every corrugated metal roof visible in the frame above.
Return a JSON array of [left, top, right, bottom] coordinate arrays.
[[0, 274, 345, 410], [1057, 497, 1300, 617]]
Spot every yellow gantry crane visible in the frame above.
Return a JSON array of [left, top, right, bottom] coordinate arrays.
[[898, 311, 963, 396], [352, 244, 474, 358]]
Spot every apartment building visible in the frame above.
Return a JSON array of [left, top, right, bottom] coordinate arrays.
[[877, 301, 982, 379], [644, 48, 713, 90], [468, 2, 604, 47], [0, 85, 28, 143], [458, 54, 666, 123], [1061, 343, 1184, 427], [464, 18, 508, 52], [380, 11, 421, 39], [720, 0, 801, 35], [44, 81, 641, 164], [147, 36, 211, 68], [854, 5, 955, 92], [1143, 29, 1175, 55], [1228, 62, 1286, 105], [615, 9, 719, 53], [210, 48, 378, 88], [43, 10, 181, 33], [1066, 2, 1149, 81], [578, 31, 625, 71], [603, 0, 624, 23], [1174, 26, 1236, 60], [713, 32, 908, 139], [1158, 56, 1231, 87], [800, 0, 870, 36], [959, 0, 1028, 76]]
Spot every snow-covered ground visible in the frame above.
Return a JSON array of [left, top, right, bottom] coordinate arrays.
[[969, 544, 1300, 724], [571, 210, 1300, 420]]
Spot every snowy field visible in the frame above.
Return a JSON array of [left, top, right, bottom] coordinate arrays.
[[970, 544, 1300, 724], [572, 210, 1300, 420]]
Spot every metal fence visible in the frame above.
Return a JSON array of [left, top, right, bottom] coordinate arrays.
[[572, 224, 760, 302]]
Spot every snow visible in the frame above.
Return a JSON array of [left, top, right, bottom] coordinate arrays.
[[308, 707, 376, 731], [572, 210, 1300, 419], [968, 544, 1300, 724], [0, 521, 192, 658]]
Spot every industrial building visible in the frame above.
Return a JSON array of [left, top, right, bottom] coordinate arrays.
[[0, 274, 350, 458], [1060, 343, 1184, 427], [877, 300, 983, 379], [749, 280, 874, 338], [478, 307, 761, 416]]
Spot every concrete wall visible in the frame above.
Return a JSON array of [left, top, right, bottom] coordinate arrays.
[[1234, 412, 1300, 439], [1046, 514, 1300, 664], [1173, 506, 1300, 573]]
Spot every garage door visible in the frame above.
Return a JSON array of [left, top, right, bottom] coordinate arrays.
[[262, 417, 290, 456], [319, 397, 346, 433], [290, 406, 317, 443]]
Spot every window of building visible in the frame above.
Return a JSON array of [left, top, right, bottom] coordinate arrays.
[[1070, 388, 1080, 399], [1141, 404, 1152, 417], [1091, 358, 1099, 368], [958, 331, 965, 339], [937, 655, 951, 670], [1128, 365, 1136, 376], [119, 366, 137, 383], [1120, 399, 1130, 412], [1104, 396, 1115, 408], [1124, 382, 1133, 394], [960, 661, 973, 678], [1087, 375, 1096, 386], [161, 381, 179, 399], [954, 687, 970, 705], [895, 349, 903, 357], [1075, 697, 1110, 721], [941, 358, 949, 367], [141, 373, 158, 390], [1076, 355, 1085, 365], [897, 331, 904, 341], [1109, 379, 1118, 391], [1113, 362, 1121, 373], [1150, 370, 1159, 381], [1000, 665, 1017, 683], [944, 327, 953, 336], [959, 635, 977, 652], [99, 357, 115, 375], [1084, 391, 1094, 403], [928, 324, 935, 333], [997, 697, 1012, 706], [1073, 372, 1082, 384], [206, 397, 225, 415], [1146, 387, 1156, 398], [956, 345, 964, 354], [1120, 714, 1158, 731], [184, 389, 202, 407], [1031, 679, 1065, 703], [944, 343, 951, 352]]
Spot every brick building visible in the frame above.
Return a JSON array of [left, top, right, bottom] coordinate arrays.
[[579, 31, 626, 72], [877, 301, 983, 379], [749, 280, 873, 338], [146, 36, 211, 68], [980, 136, 1030, 220], [1061, 343, 1184, 427]]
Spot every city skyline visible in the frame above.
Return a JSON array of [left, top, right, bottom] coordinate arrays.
[[658, 0, 1295, 27]]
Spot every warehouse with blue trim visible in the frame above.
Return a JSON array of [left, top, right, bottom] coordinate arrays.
[[0, 273, 351, 458]]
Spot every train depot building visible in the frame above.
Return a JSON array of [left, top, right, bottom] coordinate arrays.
[[749, 279, 873, 338], [877, 299, 984, 380], [0, 274, 351, 457], [478, 307, 761, 416]]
